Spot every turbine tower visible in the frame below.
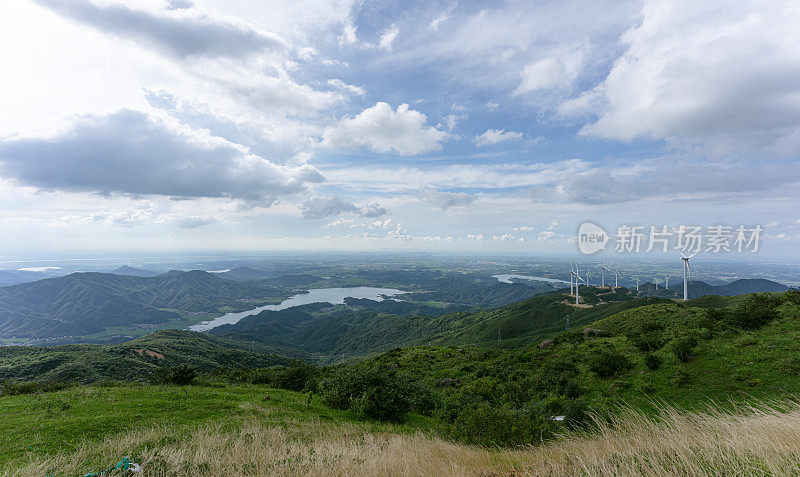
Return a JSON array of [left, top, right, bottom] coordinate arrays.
[[654, 278, 658, 290], [677, 250, 697, 301], [664, 275, 670, 290], [635, 276, 640, 292], [574, 265, 585, 305], [614, 266, 621, 288], [569, 263, 575, 297], [600, 258, 606, 288]]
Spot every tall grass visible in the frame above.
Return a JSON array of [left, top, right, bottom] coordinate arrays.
[[8, 400, 800, 476]]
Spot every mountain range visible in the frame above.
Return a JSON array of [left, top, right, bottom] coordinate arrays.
[[0, 271, 281, 338]]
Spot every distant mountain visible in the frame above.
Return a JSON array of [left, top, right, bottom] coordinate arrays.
[[0, 270, 54, 287], [111, 265, 161, 277], [216, 267, 272, 281], [644, 278, 789, 299], [0, 330, 291, 383], [0, 271, 279, 339]]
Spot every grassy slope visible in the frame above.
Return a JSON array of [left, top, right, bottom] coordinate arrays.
[[356, 293, 800, 412], [0, 383, 432, 472], [0, 330, 291, 383], [5, 385, 800, 475]]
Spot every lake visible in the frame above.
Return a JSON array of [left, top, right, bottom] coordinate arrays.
[[492, 274, 570, 285], [189, 286, 408, 331]]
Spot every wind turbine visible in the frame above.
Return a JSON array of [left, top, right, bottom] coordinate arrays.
[[614, 266, 621, 288], [653, 278, 658, 290], [568, 263, 575, 297], [677, 249, 697, 301], [574, 265, 586, 305], [664, 275, 670, 290], [635, 276, 640, 292], [600, 258, 606, 288]]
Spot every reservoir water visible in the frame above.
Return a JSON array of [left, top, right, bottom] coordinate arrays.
[[189, 286, 408, 331]]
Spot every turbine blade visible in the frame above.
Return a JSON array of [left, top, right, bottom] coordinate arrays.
[[675, 248, 687, 258]]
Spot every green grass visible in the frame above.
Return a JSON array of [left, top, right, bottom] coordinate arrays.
[[0, 383, 429, 469]]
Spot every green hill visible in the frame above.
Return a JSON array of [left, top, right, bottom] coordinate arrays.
[[0, 271, 286, 338], [210, 286, 667, 361], [641, 278, 788, 299], [0, 330, 290, 383]]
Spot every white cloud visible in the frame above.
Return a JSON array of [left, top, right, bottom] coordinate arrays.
[[379, 24, 400, 51], [513, 226, 536, 232], [419, 186, 474, 209], [300, 196, 388, 220], [430, 11, 449, 32], [338, 22, 358, 46], [577, 0, 800, 158], [474, 129, 523, 147], [322, 102, 448, 155], [0, 109, 324, 204], [32, 0, 287, 60], [327, 79, 366, 97], [513, 49, 585, 95]]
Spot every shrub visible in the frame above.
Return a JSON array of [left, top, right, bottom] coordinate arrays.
[[672, 368, 690, 387], [589, 349, 633, 378], [152, 365, 197, 385], [449, 403, 550, 446], [274, 364, 318, 392], [671, 336, 698, 362], [644, 353, 663, 370], [536, 357, 584, 398], [319, 365, 412, 422], [0, 380, 72, 396], [726, 294, 780, 330]]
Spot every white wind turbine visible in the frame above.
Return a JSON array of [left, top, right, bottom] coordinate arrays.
[[614, 266, 621, 288], [600, 258, 607, 288], [635, 276, 640, 292], [664, 275, 670, 290], [574, 265, 586, 305], [653, 277, 659, 290], [569, 263, 575, 297], [677, 249, 698, 301]]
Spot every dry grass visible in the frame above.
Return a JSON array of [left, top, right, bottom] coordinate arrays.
[[8, 401, 800, 476]]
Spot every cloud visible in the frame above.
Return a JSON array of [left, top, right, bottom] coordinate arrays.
[[300, 196, 388, 220], [223, 76, 344, 117], [530, 158, 800, 205], [322, 102, 448, 155], [379, 24, 399, 51], [159, 214, 219, 229], [513, 226, 536, 232], [165, 0, 193, 10], [576, 0, 800, 158], [338, 22, 358, 46], [473, 129, 523, 147], [32, 0, 287, 60], [52, 201, 155, 227], [430, 10, 450, 32], [513, 49, 585, 95], [327, 79, 366, 97], [419, 186, 474, 209], [0, 109, 324, 204]]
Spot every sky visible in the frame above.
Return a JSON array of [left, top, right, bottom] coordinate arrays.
[[0, 0, 799, 257]]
